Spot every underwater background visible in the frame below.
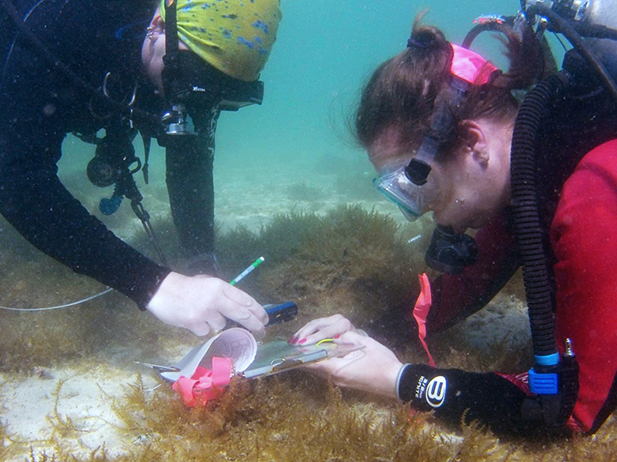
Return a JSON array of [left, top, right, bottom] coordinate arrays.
[[59, 0, 520, 235], [2, 0, 617, 460]]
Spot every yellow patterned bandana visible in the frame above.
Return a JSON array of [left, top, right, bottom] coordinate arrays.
[[160, 0, 281, 82]]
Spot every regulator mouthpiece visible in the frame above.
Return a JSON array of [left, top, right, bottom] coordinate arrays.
[[425, 225, 479, 274]]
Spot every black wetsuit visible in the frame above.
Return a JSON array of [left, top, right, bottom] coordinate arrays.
[[0, 0, 216, 308]]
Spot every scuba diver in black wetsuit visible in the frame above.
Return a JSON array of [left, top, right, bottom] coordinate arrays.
[[0, 0, 281, 336]]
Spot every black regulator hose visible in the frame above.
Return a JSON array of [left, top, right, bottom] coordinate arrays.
[[527, 5, 617, 106], [510, 71, 569, 360], [462, 17, 516, 49]]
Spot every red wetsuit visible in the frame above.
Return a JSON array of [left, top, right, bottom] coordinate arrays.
[[397, 139, 617, 435]]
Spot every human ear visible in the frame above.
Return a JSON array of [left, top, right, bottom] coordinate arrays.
[[461, 120, 490, 167], [148, 14, 165, 37]]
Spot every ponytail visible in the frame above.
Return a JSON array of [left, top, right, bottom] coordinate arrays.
[[355, 14, 545, 152], [491, 21, 547, 90]]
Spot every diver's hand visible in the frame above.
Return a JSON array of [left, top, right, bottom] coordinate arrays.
[[289, 314, 363, 345], [308, 331, 404, 399], [146, 272, 268, 336]]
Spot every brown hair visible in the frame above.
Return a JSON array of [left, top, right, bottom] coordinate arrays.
[[355, 15, 546, 156]]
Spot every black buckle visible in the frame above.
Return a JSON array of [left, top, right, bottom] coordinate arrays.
[[405, 159, 432, 186]]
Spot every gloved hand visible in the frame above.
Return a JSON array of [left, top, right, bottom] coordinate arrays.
[[288, 314, 363, 345], [307, 331, 405, 399], [146, 272, 268, 336]]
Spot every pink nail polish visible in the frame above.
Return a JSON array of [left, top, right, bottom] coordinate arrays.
[[299, 338, 307, 344], [288, 336, 297, 344], [334, 334, 341, 339]]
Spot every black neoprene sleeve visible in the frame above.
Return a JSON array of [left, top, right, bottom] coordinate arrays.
[[397, 364, 535, 435]]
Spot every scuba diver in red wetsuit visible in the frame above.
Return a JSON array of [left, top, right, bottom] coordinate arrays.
[[292, 1, 617, 436]]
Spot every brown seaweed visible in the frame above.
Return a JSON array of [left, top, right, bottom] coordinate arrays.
[[2, 207, 616, 461]]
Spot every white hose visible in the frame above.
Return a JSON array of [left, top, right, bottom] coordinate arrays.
[[0, 288, 114, 312]]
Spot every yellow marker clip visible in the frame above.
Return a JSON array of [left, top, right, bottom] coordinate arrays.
[[316, 338, 335, 346]]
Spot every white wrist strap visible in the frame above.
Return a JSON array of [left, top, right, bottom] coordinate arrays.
[[395, 364, 412, 401]]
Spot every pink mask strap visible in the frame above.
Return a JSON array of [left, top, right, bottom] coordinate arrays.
[[450, 44, 499, 85]]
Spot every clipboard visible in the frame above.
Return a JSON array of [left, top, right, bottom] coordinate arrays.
[[239, 340, 364, 379], [140, 329, 364, 382]]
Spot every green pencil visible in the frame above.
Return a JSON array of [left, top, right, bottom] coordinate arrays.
[[229, 256, 265, 286]]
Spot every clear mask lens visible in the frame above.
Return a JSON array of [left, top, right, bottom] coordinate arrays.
[[373, 166, 429, 221]]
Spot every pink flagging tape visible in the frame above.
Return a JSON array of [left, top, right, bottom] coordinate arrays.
[[172, 356, 232, 407], [412, 273, 435, 367]]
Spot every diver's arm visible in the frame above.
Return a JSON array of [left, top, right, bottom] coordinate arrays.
[[397, 364, 533, 435], [310, 331, 535, 435], [0, 7, 171, 308], [0, 128, 170, 308], [0, 125, 269, 334]]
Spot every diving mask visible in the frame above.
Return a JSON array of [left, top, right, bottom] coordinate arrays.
[[373, 165, 432, 221]]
